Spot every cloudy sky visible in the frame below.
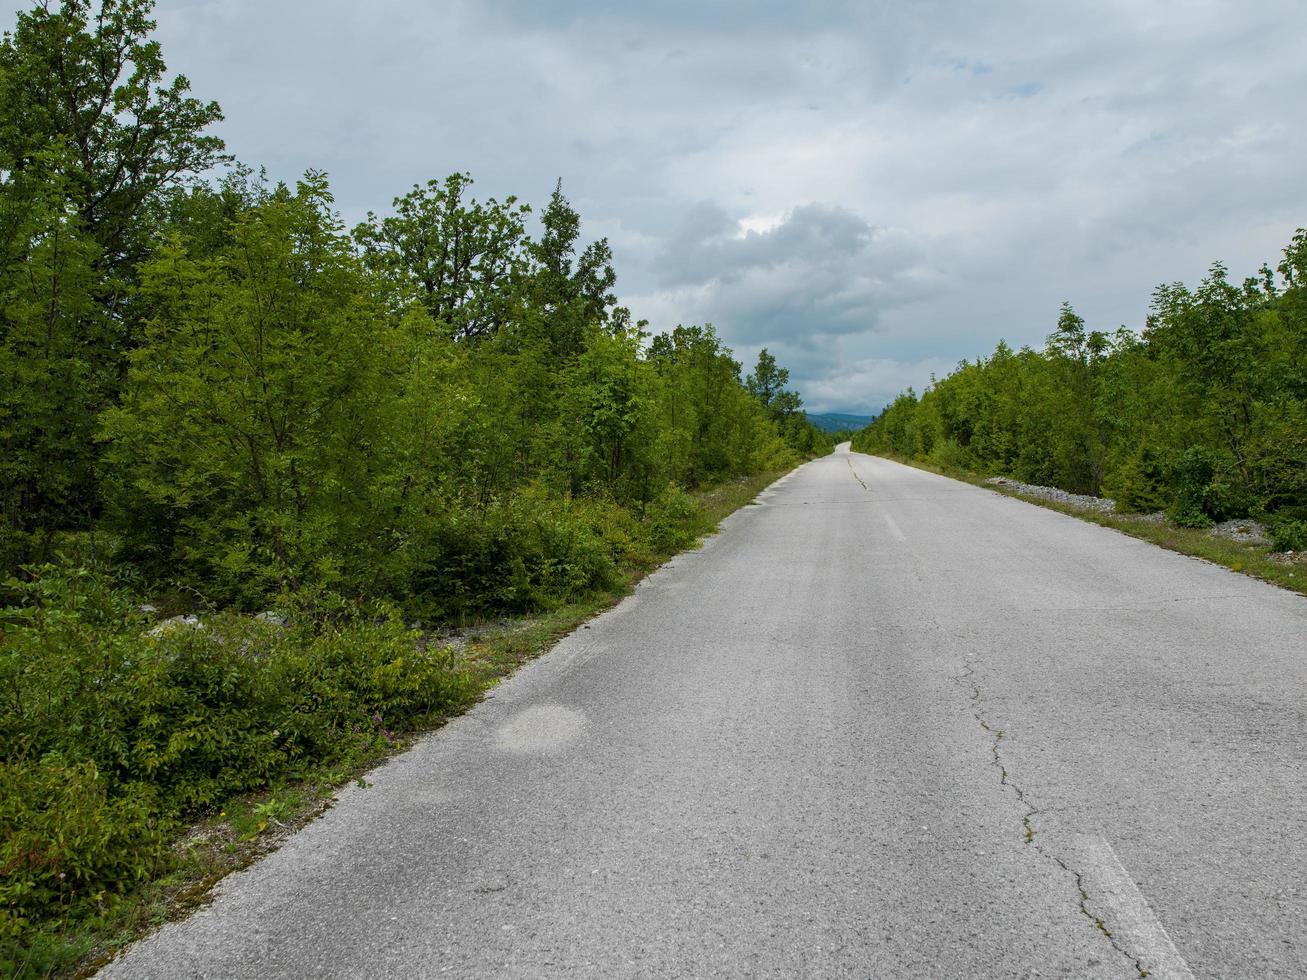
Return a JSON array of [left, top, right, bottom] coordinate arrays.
[[64, 2, 1307, 411]]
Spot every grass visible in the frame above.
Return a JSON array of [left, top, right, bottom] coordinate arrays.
[[52, 466, 790, 979], [868, 451, 1307, 598], [693, 469, 790, 524]]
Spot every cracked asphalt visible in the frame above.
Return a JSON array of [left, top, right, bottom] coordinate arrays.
[[105, 446, 1307, 978]]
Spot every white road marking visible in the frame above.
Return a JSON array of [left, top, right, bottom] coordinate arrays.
[[1078, 836, 1195, 980], [882, 513, 906, 541]]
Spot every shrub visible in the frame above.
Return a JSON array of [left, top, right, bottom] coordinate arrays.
[[1, 758, 164, 941], [1164, 446, 1221, 527], [409, 485, 621, 620], [644, 484, 705, 554], [927, 438, 972, 473], [0, 563, 481, 957], [1101, 451, 1168, 514], [1269, 519, 1307, 553]]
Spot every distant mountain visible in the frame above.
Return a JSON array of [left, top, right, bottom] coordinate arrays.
[[806, 412, 874, 433]]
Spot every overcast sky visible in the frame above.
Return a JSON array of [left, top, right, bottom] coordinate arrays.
[[56, 1, 1307, 411]]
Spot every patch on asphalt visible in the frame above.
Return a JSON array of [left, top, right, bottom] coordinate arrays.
[[495, 704, 586, 754]]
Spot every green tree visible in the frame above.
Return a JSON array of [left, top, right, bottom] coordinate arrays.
[[0, 0, 225, 563], [745, 347, 789, 411], [562, 327, 660, 500], [100, 175, 402, 602], [0, 0, 226, 276], [525, 180, 618, 359], [0, 171, 108, 563], [1047, 302, 1087, 361], [353, 173, 531, 340], [648, 323, 759, 483]]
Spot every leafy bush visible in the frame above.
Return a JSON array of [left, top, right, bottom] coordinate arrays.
[[408, 485, 624, 620], [1269, 519, 1307, 552], [1, 758, 163, 946], [751, 428, 802, 472], [1161, 446, 1256, 526], [644, 484, 705, 554], [0, 564, 481, 956], [927, 438, 972, 473], [1101, 451, 1168, 514]]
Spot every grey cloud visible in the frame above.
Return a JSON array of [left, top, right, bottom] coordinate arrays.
[[81, 0, 1307, 411], [643, 203, 941, 344], [483, 0, 872, 35], [659, 203, 873, 285]]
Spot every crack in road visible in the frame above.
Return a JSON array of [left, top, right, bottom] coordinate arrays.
[[956, 658, 1150, 978], [846, 458, 869, 491]]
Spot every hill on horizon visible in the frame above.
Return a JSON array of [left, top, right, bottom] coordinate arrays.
[[806, 412, 874, 433]]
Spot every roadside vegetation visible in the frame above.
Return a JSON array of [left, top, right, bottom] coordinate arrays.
[[853, 230, 1307, 566], [0, 2, 830, 972]]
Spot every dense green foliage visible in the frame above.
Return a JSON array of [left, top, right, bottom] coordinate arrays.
[[0, 565, 480, 956], [0, 3, 830, 966], [86, 169, 825, 614], [0, 0, 226, 565], [853, 235, 1307, 539]]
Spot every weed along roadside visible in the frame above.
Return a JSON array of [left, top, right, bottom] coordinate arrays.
[[0, 466, 800, 978]]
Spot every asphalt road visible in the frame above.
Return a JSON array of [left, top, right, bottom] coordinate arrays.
[[106, 446, 1307, 979]]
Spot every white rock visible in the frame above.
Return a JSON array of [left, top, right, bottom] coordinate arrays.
[[147, 614, 203, 638]]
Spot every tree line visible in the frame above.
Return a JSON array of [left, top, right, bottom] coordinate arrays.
[[853, 236, 1307, 542], [0, 0, 829, 618]]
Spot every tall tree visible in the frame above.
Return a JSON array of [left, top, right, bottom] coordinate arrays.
[[525, 180, 617, 358], [0, 0, 226, 278], [353, 173, 530, 340], [0, 172, 107, 562], [100, 175, 401, 602], [745, 348, 787, 408], [0, 0, 225, 558], [746, 347, 802, 418]]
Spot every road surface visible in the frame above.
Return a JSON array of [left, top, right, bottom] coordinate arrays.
[[106, 445, 1307, 978]]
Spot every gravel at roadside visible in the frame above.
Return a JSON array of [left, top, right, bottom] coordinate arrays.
[[983, 476, 1116, 513], [983, 478, 1294, 556]]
